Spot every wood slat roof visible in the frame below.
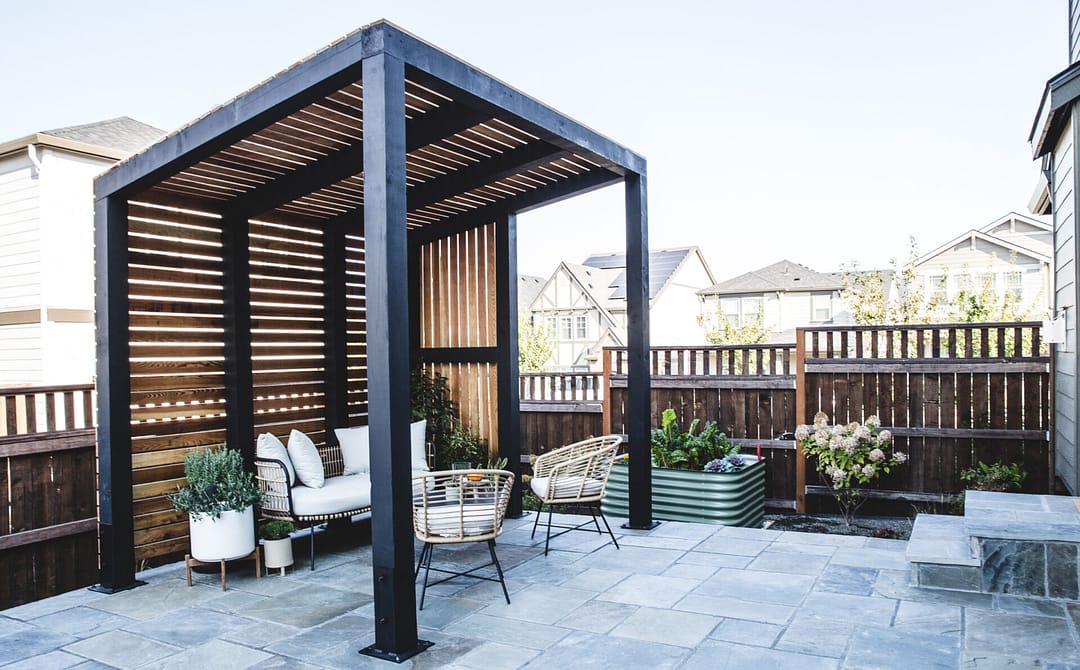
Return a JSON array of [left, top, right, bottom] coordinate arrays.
[[96, 21, 644, 233]]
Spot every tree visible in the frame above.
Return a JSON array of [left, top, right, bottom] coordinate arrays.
[[518, 311, 554, 371], [841, 237, 939, 325], [698, 310, 769, 345]]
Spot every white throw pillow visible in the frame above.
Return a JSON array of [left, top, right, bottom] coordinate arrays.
[[411, 419, 429, 472], [287, 429, 324, 488], [256, 432, 295, 486], [336, 425, 370, 476]]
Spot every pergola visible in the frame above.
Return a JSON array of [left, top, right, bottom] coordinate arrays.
[[93, 21, 652, 659]]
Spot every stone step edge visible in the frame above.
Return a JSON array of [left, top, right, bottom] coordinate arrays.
[[905, 514, 979, 567], [905, 553, 981, 568]]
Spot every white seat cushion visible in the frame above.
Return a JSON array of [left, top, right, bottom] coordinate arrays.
[[530, 475, 604, 501], [415, 503, 497, 537], [291, 474, 371, 516], [256, 432, 295, 486]]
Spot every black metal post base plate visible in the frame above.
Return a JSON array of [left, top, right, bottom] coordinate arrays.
[[621, 521, 661, 530], [88, 579, 147, 595], [505, 510, 530, 520], [359, 639, 433, 663]]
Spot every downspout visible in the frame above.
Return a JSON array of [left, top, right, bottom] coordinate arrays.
[[27, 143, 43, 178]]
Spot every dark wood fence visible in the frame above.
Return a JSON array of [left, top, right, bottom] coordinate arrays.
[[0, 384, 98, 608], [797, 323, 1052, 513], [605, 344, 799, 507]]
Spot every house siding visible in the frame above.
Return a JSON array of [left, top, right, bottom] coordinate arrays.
[[1071, 0, 1080, 64], [651, 256, 711, 345], [1055, 112, 1078, 493]]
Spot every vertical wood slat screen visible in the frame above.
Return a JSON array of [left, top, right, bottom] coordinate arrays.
[[419, 223, 499, 454], [127, 199, 227, 561], [345, 232, 368, 425], [249, 217, 327, 443]]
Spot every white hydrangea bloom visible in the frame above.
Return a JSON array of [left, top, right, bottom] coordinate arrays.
[[868, 448, 885, 463]]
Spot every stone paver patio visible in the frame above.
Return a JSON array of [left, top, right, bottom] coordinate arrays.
[[3, 513, 1080, 669]]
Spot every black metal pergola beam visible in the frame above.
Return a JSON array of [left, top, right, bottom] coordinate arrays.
[[409, 168, 623, 246]]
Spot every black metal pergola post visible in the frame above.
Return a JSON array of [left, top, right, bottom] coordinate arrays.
[[496, 213, 523, 518], [360, 49, 429, 662]]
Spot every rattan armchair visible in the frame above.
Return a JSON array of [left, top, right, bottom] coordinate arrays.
[[412, 469, 514, 610], [530, 434, 622, 555]]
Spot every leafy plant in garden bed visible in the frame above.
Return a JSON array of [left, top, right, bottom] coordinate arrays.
[[961, 460, 1026, 492], [651, 408, 744, 471], [795, 412, 908, 527]]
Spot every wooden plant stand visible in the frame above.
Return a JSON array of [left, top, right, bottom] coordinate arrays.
[[184, 548, 261, 591]]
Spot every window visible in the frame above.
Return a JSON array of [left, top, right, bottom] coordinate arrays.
[[811, 293, 832, 322], [929, 275, 947, 302], [743, 297, 762, 322], [575, 315, 587, 339], [721, 298, 741, 325], [560, 317, 573, 339], [956, 274, 973, 294], [545, 317, 556, 338], [1004, 271, 1022, 300], [977, 273, 995, 292]]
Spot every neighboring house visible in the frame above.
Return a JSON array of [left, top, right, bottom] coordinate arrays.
[[528, 247, 715, 371], [697, 259, 851, 343], [912, 212, 1052, 320], [1029, 1, 1080, 494], [0, 117, 164, 385], [518, 274, 544, 314]]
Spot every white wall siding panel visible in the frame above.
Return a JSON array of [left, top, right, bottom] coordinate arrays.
[[0, 323, 42, 384], [0, 156, 41, 311]]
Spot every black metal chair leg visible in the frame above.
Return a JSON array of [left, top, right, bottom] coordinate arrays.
[[543, 506, 554, 556], [530, 501, 543, 538], [487, 539, 510, 604], [415, 542, 431, 579], [597, 506, 619, 550], [587, 504, 602, 533], [309, 523, 317, 570], [419, 542, 434, 611]]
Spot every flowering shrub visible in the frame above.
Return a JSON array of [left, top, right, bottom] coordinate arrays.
[[795, 412, 907, 525]]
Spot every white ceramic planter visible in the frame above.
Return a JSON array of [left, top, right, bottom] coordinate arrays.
[[262, 537, 294, 575], [188, 506, 255, 561]]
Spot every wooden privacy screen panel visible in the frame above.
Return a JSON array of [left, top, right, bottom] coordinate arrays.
[[345, 232, 368, 424], [426, 362, 498, 455], [799, 323, 1053, 500], [419, 223, 499, 454], [418, 224, 497, 349], [249, 217, 328, 444], [128, 200, 228, 560]]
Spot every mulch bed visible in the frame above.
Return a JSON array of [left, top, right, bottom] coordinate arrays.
[[763, 513, 913, 540]]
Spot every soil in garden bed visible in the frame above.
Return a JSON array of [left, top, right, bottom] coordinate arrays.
[[764, 513, 913, 540]]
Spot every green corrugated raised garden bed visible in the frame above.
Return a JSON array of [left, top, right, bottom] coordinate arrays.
[[601, 455, 765, 527]]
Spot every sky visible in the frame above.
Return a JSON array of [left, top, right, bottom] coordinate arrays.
[[1, 1, 1067, 281]]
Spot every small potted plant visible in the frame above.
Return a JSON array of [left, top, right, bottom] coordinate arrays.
[[170, 447, 262, 562], [259, 520, 296, 575]]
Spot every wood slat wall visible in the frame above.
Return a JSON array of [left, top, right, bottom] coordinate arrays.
[[250, 217, 329, 444], [128, 200, 228, 561], [419, 223, 499, 456]]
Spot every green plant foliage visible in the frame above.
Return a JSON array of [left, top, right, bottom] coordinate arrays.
[[259, 520, 296, 540], [650, 408, 740, 470], [169, 447, 262, 519], [961, 460, 1027, 492], [518, 310, 554, 371], [410, 367, 485, 469]]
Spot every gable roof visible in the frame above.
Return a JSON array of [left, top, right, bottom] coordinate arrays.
[[698, 259, 842, 296], [978, 211, 1052, 235], [915, 228, 1051, 267], [518, 275, 545, 312], [0, 117, 165, 162], [581, 247, 711, 302]]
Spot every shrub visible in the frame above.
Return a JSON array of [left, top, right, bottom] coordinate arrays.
[[169, 447, 262, 519], [259, 520, 296, 541], [795, 412, 908, 526], [961, 461, 1026, 492]]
